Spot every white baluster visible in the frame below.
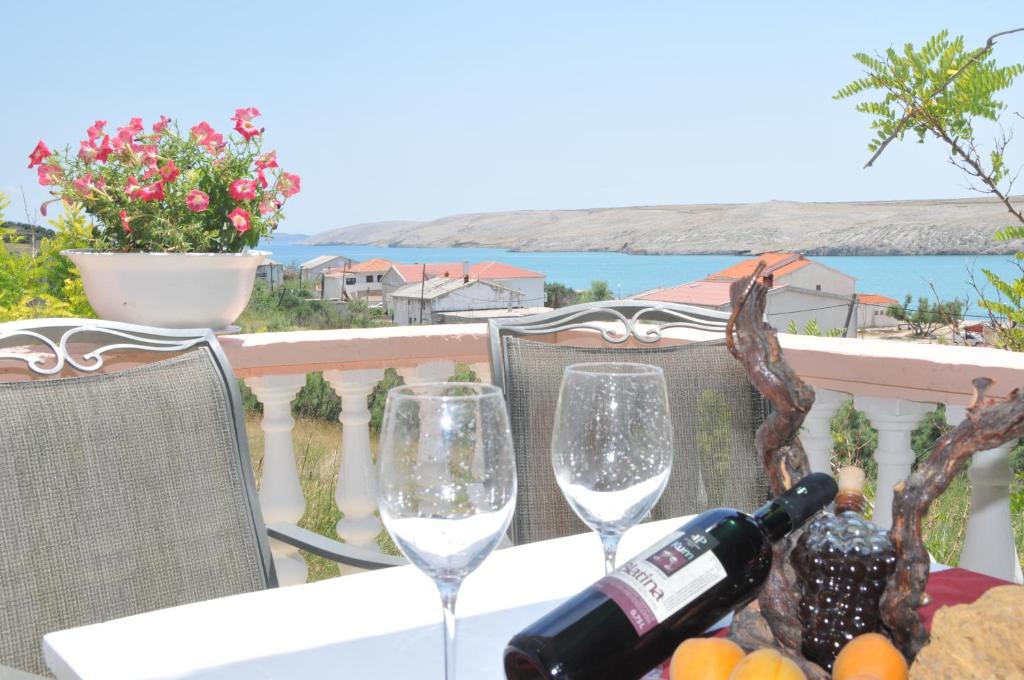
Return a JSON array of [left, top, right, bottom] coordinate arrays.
[[802, 388, 849, 474], [854, 396, 934, 529], [245, 374, 308, 586], [946, 406, 1023, 583], [397, 360, 456, 386], [323, 368, 386, 567]]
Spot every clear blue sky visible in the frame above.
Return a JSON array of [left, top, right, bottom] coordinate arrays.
[[2, 1, 1022, 234]]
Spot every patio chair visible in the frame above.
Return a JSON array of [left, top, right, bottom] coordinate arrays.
[[0, 319, 402, 677], [488, 300, 771, 545]]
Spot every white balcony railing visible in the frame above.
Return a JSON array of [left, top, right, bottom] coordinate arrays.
[[220, 325, 1024, 586]]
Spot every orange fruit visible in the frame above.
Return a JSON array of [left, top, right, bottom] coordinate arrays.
[[669, 637, 746, 680], [727, 648, 806, 680], [832, 633, 907, 680]]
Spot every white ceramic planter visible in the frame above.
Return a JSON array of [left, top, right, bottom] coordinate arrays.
[[64, 250, 268, 330]]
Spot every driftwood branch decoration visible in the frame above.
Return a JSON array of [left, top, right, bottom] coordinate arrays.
[[881, 378, 1024, 659], [726, 263, 815, 495], [725, 264, 1024, 670], [725, 267, 819, 662]]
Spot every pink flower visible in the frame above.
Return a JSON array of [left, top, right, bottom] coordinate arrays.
[[159, 160, 180, 183], [190, 122, 224, 154], [113, 117, 144, 149], [152, 115, 170, 134], [78, 139, 99, 163], [229, 178, 257, 201], [139, 181, 165, 202], [120, 209, 132, 233], [186, 189, 209, 212], [86, 120, 106, 141], [231, 107, 262, 141], [276, 172, 301, 197], [135, 144, 159, 168], [258, 196, 279, 216], [255, 150, 278, 169], [125, 176, 142, 199], [228, 207, 251, 233], [256, 167, 268, 188], [37, 164, 61, 185], [72, 173, 97, 198], [28, 140, 51, 168], [95, 136, 113, 162]]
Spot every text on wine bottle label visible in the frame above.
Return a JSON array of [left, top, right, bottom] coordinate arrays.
[[594, 531, 727, 636]]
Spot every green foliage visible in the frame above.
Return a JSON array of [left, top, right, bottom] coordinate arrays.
[[837, 29, 1024, 349], [236, 280, 388, 333], [369, 368, 405, 435], [977, 268, 1024, 350], [886, 293, 964, 337], [786, 318, 844, 337], [0, 194, 10, 239], [577, 280, 615, 302], [32, 113, 300, 253], [545, 281, 579, 308], [830, 400, 878, 475], [695, 390, 732, 507], [835, 30, 1023, 153], [911, 404, 950, 468], [293, 373, 343, 422], [0, 198, 94, 321]]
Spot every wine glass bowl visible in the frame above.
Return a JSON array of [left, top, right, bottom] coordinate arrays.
[[551, 362, 673, 574], [377, 382, 517, 680]]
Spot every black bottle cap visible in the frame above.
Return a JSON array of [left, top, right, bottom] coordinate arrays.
[[756, 472, 838, 541]]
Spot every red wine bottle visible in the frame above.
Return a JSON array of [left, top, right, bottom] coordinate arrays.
[[504, 472, 838, 680]]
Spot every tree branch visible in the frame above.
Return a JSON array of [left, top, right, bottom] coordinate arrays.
[[864, 27, 1024, 169], [881, 378, 1024, 659]]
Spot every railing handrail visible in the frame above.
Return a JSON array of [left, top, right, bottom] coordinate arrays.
[[222, 324, 1024, 404]]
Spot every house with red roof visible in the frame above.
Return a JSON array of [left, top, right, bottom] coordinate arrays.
[[380, 261, 545, 313], [856, 293, 900, 329], [635, 252, 860, 337], [322, 258, 394, 301]]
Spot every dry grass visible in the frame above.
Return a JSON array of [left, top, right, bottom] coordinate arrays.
[[245, 415, 399, 582]]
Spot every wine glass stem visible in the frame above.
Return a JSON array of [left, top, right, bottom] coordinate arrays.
[[437, 578, 460, 680], [600, 532, 621, 575]]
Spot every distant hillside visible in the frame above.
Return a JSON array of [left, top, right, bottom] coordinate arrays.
[[301, 221, 423, 245], [2, 221, 54, 253], [301, 197, 1024, 256]]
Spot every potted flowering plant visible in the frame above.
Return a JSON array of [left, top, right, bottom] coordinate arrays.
[[28, 107, 300, 329]]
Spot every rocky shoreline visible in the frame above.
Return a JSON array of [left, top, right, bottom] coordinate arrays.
[[301, 196, 1024, 256]]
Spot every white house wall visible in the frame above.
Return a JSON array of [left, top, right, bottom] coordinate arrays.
[[857, 303, 899, 329], [300, 256, 357, 284], [767, 287, 856, 337], [381, 270, 410, 311], [778, 262, 856, 297], [487, 277, 545, 307]]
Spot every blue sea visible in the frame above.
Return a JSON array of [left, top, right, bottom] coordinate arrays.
[[260, 241, 1019, 320]]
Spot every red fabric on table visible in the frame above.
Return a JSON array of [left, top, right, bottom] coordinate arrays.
[[652, 567, 1018, 679]]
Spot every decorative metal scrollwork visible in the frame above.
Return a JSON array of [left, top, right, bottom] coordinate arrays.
[[0, 324, 207, 376], [504, 302, 729, 345]]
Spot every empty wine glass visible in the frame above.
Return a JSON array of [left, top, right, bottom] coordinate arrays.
[[551, 362, 673, 574], [377, 382, 517, 680]]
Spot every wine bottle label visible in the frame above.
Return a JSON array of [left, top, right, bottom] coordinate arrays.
[[594, 530, 726, 636]]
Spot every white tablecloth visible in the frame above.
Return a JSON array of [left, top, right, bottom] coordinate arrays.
[[43, 517, 694, 680]]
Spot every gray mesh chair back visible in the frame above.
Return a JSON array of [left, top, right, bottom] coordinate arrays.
[[0, 320, 275, 676], [489, 301, 770, 545]]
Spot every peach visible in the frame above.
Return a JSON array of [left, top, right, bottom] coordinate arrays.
[[727, 648, 806, 680], [669, 637, 746, 680]]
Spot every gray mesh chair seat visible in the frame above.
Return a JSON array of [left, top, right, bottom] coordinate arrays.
[[489, 302, 770, 545], [0, 319, 400, 676]]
